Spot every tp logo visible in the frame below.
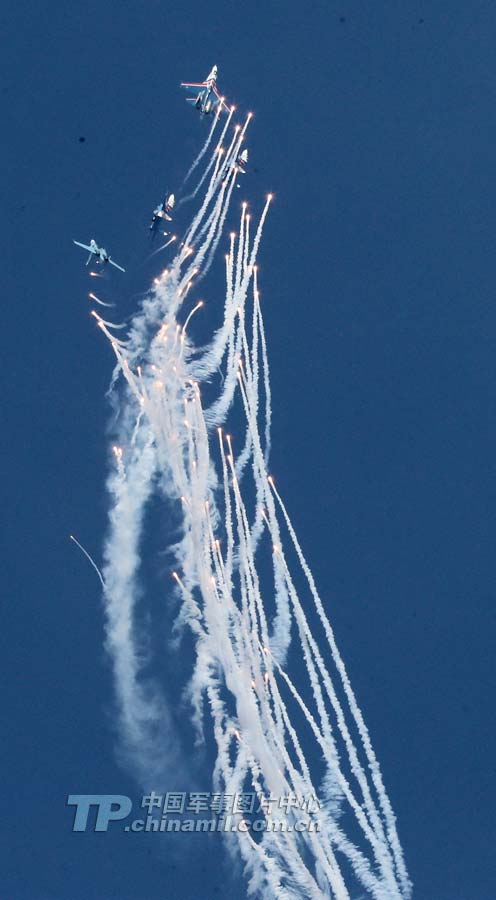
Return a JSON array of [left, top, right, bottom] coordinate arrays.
[[67, 795, 132, 832]]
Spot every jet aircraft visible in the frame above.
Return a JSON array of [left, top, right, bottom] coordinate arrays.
[[150, 193, 175, 233], [235, 148, 248, 174], [222, 148, 249, 187], [73, 239, 125, 272], [180, 65, 228, 116]]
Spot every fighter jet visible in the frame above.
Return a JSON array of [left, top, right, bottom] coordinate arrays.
[[180, 65, 228, 116], [221, 148, 249, 188], [234, 148, 248, 174], [150, 193, 175, 234], [73, 239, 125, 272]]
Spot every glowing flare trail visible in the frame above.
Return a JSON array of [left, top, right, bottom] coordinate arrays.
[[96, 112, 411, 900]]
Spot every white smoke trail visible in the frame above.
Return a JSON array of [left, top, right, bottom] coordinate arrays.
[[183, 107, 221, 184], [180, 107, 236, 205], [97, 114, 411, 898], [70, 534, 105, 587]]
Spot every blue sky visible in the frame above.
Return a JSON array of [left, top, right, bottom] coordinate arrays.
[[2, 1, 496, 898]]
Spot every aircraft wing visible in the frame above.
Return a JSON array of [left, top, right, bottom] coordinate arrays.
[[73, 240, 93, 253], [180, 80, 229, 113], [181, 81, 210, 105], [108, 258, 125, 273], [211, 84, 230, 112], [180, 80, 209, 92]]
